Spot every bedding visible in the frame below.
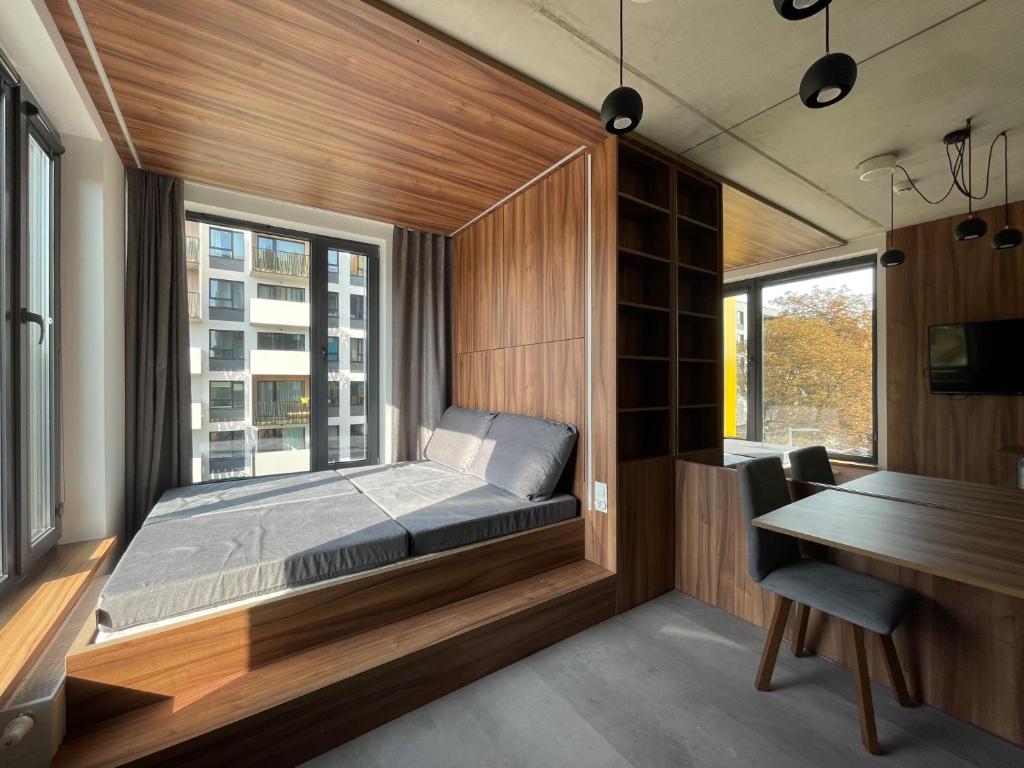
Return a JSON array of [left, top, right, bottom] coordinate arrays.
[[97, 408, 579, 638]]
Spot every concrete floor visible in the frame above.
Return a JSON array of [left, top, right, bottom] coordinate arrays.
[[303, 592, 1023, 768]]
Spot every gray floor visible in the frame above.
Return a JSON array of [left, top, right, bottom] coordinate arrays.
[[303, 592, 1023, 768]]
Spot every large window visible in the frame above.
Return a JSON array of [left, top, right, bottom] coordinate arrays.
[[1, 57, 64, 593], [186, 212, 379, 483], [725, 257, 877, 461]]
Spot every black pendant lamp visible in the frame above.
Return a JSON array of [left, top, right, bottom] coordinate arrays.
[[880, 181, 905, 268], [774, 0, 831, 21], [799, 4, 857, 109], [954, 123, 988, 241], [992, 133, 1022, 250], [601, 0, 643, 134]]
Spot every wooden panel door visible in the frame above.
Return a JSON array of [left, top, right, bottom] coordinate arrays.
[[453, 208, 508, 354]]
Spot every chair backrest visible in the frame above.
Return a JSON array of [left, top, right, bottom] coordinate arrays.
[[789, 445, 836, 485], [737, 456, 801, 582]]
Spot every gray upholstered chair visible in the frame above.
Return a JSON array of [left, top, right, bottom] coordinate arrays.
[[789, 445, 837, 485], [738, 456, 918, 754]]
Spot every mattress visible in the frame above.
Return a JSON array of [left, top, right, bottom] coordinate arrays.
[[97, 471, 410, 633], [345, 462, 578, 555]]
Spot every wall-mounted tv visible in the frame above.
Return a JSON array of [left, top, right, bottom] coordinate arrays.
[[928, 319, 1024, 395]]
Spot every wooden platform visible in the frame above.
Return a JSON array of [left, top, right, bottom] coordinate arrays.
[[55, 559, 614, 768]]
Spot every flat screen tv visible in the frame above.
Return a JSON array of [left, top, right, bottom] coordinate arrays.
[[928, 319, 1024, 395]]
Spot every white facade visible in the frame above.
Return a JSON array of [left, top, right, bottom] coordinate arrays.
[[186, 220, 368, 482]]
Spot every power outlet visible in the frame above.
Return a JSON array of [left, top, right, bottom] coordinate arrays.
[[594, 481, 608, 513]]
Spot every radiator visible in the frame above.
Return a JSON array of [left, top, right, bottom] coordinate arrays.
[[0, 579, 104, 767]]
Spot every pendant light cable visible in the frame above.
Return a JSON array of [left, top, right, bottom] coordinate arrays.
[[889, 179, 895, 247], [825, 4, 830, 54], [1002, 132, 1010, 225], [619, 0, 624, 87]]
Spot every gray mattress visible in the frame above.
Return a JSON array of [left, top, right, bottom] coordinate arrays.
[[344, 461, 578, 555], [100, 461, 578, 633], [97, 472, 410, 633]]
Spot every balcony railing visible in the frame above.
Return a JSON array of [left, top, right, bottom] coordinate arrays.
[[188, 291, 201, 319], [186, 235, 200, 266], [253, 400, 310, 426], [254, 248, 309, 278], [350, 273, 365, 287], [350, 401, 365, 417], [349, 315, 366, 330], [350, 358, 365, 373]]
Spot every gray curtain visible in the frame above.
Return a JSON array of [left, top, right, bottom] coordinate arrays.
[[124, 169, 192, 542], [390, 226, 452, 462]]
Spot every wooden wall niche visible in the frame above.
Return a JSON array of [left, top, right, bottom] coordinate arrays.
[[887, 200, 1024, 488], [452, 154, 590, 522]]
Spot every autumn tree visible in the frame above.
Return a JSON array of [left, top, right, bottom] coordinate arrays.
[[761, 286, 873, 456]]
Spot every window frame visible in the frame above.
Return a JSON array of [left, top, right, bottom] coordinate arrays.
[[725, 255, 878, 464], [187, 211, 381, 474], [0, 57, 65, 598], [208, 227, 244, 261]]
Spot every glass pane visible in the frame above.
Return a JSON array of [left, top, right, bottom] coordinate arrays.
[[723, 293, 748, 440], [761, 266, 875, 457], [326, 248, 369, 463], [27, 136, 54, 541], [189, 220, 311, 481]]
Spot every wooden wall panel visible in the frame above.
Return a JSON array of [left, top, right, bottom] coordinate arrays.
[[588, 138, 618, 573], [453, 209, 508, 354], [675, 460, 1024, 746], [617, 457, 675, 609], [507, 157, 587, 347], [887, 200, 1024, 488]]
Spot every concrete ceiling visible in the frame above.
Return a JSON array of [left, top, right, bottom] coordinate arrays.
[[384, 0, 1024, 241]]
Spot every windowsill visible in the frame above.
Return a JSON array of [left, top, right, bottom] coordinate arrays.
[[724, 438, 878, 471], [0, 537, 116, 707]]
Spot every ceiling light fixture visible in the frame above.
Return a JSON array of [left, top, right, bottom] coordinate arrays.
[[880, 180, 906, 268], [875, 119, 1011, 248], [601, 0, 643, 134], [953, 121, 987, 241], [992, 133, 1022, 251], [774, 0, 832, 21], [799, 4, 857, 109]]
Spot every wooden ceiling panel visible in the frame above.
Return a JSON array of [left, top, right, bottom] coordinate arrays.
[[46, 0, 605, 233], [723, 184, 845, 271]]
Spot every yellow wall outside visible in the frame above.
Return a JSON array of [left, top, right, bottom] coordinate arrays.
[[723, 295, 737, 437]]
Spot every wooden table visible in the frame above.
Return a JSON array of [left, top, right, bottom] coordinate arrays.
[[753, 489, 1024, 599], [835, 470, 1024, 521]]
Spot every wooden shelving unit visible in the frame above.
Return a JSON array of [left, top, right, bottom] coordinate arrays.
[[609, 137, 722, 611], [614, 141, 722, 466], [675, 167, 722, 463]]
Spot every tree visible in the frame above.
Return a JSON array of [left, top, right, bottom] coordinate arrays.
[[761, 286, 873, 455]]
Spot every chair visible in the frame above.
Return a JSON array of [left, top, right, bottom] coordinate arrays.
[[789, 445, 836, 485], [738, 456, 917, 754]]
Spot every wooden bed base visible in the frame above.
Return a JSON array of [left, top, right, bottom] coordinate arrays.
[[64, 518, 587, 731]]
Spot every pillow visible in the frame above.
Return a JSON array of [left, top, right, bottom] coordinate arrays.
[[423, 406, 496, 472], [469, 413, 578, 501]]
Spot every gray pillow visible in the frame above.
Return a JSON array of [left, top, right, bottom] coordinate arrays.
[[424, 406, 496, 472], [469, 413, 578, 501]]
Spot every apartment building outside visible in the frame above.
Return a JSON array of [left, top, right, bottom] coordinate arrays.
[[185, 218, 369, 482]]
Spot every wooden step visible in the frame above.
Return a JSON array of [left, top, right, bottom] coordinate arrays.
[[66, 518, 583, 727], [55, 560, 615, 768]]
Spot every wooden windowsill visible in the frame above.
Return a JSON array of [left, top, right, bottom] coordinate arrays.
[[0, 537, 116, 707]]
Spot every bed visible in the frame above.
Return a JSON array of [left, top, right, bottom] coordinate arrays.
[[96, 408, 579, 639]]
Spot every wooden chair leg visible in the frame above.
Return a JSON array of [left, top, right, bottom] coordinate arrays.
[[850, 624, 880, 755], [755, 595, 792, 691], [792, 603, 810, 657], [879, 634, 915, 707]]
